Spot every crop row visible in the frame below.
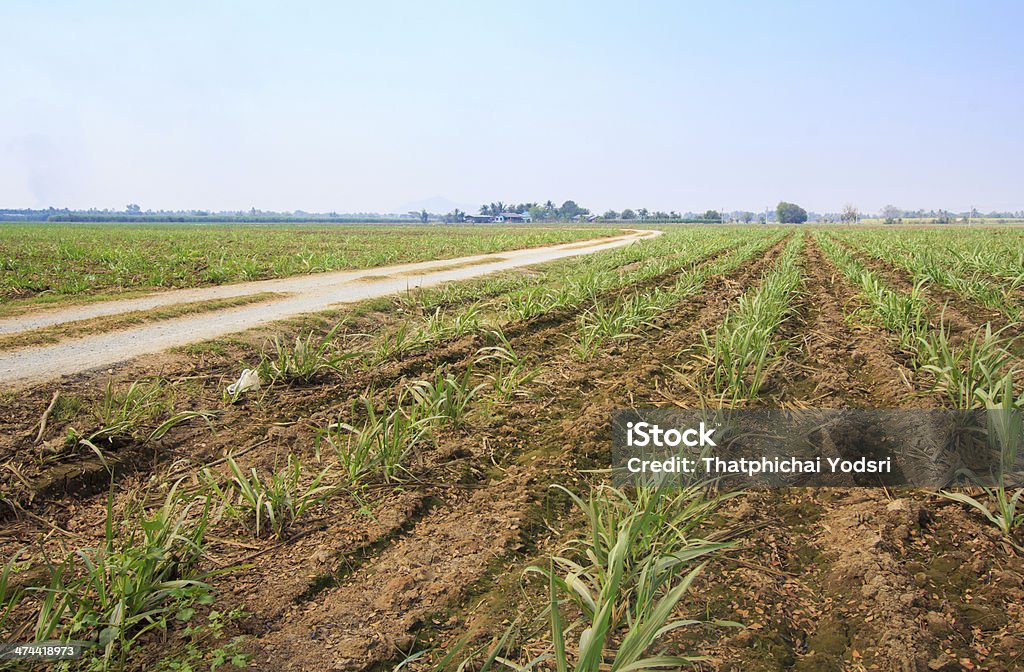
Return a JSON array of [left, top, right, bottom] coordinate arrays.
[[832, 229, 1022, 320], [815, 233, 1022, 411], [572, 233, 784, 360], [700, 234, 804, 404], [325, 229, 764, 370], [4, 229, 793, 669], [846, 228, 1024, 285]]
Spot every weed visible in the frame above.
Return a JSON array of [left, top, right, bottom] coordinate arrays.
[[67, 379, 215, 457], [531, 485, 738, 669], [32, 484, 218, 668], [155, 608, 251, 671], [204, 456, 335, 539], [320, 395, 435, 484], [259, 323, 357, 383], [919, 324, 1017, 408], [408, 366, 485, 426]]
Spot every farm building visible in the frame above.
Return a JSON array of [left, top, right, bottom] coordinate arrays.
[[464, 212, 532, 223]]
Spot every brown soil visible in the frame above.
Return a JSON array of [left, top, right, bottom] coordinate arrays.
[[769, 237, 938, 408], [684, 488, 1024, 671], [3, 231, 1023, 672]]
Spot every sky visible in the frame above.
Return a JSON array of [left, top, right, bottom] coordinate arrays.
[[1, 1, 1022, 215]]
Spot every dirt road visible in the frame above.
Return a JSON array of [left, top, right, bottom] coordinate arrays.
[[0, 229, 658, 387]]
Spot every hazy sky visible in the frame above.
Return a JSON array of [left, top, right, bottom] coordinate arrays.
[[2, 1, 1021, 214]]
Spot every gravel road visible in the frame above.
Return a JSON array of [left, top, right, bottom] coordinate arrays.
[[0, 229, 658, 387]]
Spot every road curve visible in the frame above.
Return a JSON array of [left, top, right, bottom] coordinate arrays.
[[0, 229, 659, 388]]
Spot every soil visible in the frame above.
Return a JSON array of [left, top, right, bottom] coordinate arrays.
[[2, 230, 1023, 672], [771, 237, 938, 408]]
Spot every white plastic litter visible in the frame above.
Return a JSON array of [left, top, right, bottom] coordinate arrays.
[[227, 368, 261, 396]]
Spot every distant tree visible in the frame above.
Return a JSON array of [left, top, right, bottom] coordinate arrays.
[[558, 200, 588, 220], [602, 210, 619, 220], [637, 208, 649, 221], [620, 209, 636, 220], [670, 211, 679, 220], [444, 209, 464, 223], [126, 203, 141, 214], [841, 204, 859, 225], [479, 202, 507, 216], [703, 210, 722, 222], [881, 205, 901, 220], [528, 205, 546, 221], [740, 211, 754, 223], [420, 209, 430, 223], [776, 202, 808, 224]]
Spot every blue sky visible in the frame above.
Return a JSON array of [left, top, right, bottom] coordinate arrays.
[[1, 1, 1021, 214]]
